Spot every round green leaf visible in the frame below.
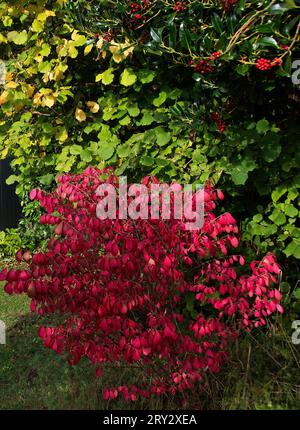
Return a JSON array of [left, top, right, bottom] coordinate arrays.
[[99, 143, 115, 160], [120, 69, 137, 87]]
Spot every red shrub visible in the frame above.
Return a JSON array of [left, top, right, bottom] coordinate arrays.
[[0, 167, 282, 401]]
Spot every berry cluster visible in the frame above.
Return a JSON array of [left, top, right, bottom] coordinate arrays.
[[173, 1, 188, 12], [255, 57, 283, 71], [221, 0, 238, 12], [281, 45, 289, 51], [194, 59, 214, 74], [192, 52, 221, 75], [129, 1, 150, 26], [102, 30, 114, 42], [0, 167, 282, 402], [209, 51, 221, 61], [211, 112, 226, 133]]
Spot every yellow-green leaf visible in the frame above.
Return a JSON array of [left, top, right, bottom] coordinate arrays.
[[71, 31, 87, 47], [95, 68, 114, 85], [86, 101, 100, 113], [7, 30, 28, 45], [84, 44, 93, 55], [75, 108, 86, 122], [32, 18, 44, 33], [56, 126, 68, 143], [120, 68, 137, 87]]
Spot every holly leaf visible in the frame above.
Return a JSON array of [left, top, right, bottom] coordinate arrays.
[[257, 36, 279, 48]]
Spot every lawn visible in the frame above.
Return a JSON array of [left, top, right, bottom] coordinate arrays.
[[0, 284, 299, 410], [0, 285, 174, 410]]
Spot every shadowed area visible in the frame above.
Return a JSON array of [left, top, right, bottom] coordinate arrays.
[[0, 287, 299, 410]]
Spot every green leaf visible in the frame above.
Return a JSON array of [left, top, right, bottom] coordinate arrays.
[[257, 36, 278, 48], [80, 149, 92, 163], [39, 173, 54, 186], [284, 0, 296, 8], [56, 127, 68, 143], [272, 186, 287, 202], [153, 91, 167, 107], [270, 3, 290, 14], [71, 33, 87, 47], [179, 22, 191, 50], [279, 282, 290, 293], [42, 123, 54, 134], [140, 156, 154, 166], [119, 115, 131, 126], [7, 30, 27, 45], [269, 209, 286, 226], [192, 149, 206, 163], [282, 56, 292, 74], [168, 21, 177, 48], [284, 239, 300, 259], [211, 13, 223, 35], [32, 19, 44, 33], [40, 43, 51, 57], [256, 119, 270, 134], [117, 144, 131, 158], [283, 15, 300, 35], [262, 137, 281, 162], [6, 175, 18, 185], [139, 112, 154, 126], [155, 127, 171, 146], [128, 104, 140, 117], [138, 69, 156, 84], [120, 68, 137, 87], [236, 64, 249, 76], [228, 13, 238, 33], [3, 16, 13, 27], [98, 143, 115, 160], [70, 144, 83, 155], [285, 204, 298, 218], [294, 288, 300, 299], [96, 68, 114, 85], [150, 27, 161, 43], [186, 293, 195, 314], [230, 156, 257, 185]]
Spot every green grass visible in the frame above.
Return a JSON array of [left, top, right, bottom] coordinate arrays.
[[0, 286, 299, 410], [0, 287, 173, 410]]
